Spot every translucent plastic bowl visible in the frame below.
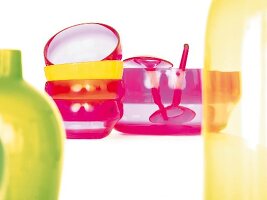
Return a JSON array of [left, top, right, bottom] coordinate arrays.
[[114, 58, 202, 135], [45, 79, 124, 139], [53, 99, 123, 139], [44, 23, 122, 65]]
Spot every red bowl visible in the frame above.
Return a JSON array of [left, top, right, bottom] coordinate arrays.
[[53, 99, 123, 139], [45, 80, 124, 100]]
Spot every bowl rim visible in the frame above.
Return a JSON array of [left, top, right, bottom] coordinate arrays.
[[44, 23, 122, 65]]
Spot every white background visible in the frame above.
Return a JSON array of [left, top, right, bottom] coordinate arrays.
[[0, 0, 211, 199]]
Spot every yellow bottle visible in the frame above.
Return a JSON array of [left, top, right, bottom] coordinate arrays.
[[0, 141, 4, 199], [204, 0, 267, 199]]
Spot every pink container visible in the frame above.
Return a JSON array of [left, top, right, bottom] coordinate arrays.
[[114, 57, 202, 135], [45, 80, 124, 139], [54, 99, 123, 139]]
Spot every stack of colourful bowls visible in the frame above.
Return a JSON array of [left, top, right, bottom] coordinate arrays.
[[43, 23, 124, 139]]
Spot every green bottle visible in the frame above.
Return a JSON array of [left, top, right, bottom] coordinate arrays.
[[0, 50, 64, 200]]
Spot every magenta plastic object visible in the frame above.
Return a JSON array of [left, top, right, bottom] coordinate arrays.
[[44, 23, 122, 65], [45, 80, 124, 139], [45, 80, 124, 100], [53, 99, 123, 139], [114, 56, 202, 135]]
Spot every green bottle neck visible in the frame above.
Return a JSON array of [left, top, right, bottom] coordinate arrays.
[[0, 50, 23, 80]]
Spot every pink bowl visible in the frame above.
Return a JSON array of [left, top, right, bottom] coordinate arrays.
[[44, 23, 122, 65], [53, 99, 123, 139], [45, 79, 124, 139]]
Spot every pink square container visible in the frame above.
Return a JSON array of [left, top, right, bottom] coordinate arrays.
[[114, 56, 202, 135]]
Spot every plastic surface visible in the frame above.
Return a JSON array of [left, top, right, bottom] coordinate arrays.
[[44, 61, 123, 81], [203, 0, 267, 199], [53, 99, 123, 139], [45, 80, 124, 100], [0, 50, 64, 199], [44, 23, 122, 65], [45, 79, 124, 139], [115, 56, 202, 135]]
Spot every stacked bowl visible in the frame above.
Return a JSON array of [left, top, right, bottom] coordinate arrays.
[[43, 23, 124, 139]]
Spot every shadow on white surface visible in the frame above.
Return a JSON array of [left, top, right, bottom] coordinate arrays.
[[60, 130, 203, 200]]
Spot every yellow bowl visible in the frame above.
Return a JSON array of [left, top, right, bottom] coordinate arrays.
[[44, 60, 123, 81]]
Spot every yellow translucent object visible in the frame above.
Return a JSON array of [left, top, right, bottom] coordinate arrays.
[[204, 0, 267, 199], [0, 140, 4, 200], [44, 60, 123, 81]]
